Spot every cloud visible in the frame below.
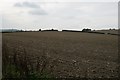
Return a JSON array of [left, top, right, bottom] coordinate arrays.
[[29, 10, 47, 15], [14, 2, 40, 8], [4, 2, 117, 30], [14, 1, 47, 15]]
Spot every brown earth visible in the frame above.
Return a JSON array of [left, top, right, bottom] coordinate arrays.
[[2, 31, 119, 78]]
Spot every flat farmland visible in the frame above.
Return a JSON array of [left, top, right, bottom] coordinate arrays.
[[2, 32, 119, 78]]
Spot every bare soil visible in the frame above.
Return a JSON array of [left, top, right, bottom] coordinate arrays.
[[2, 32, 119, 78]]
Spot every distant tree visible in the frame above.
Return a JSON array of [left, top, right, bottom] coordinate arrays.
[[82, 28, 91, 32], [19, 30, 23, 32], [113, 28, 115, 30], [109, 28, 112, 30], [39, 29, 41, 31]]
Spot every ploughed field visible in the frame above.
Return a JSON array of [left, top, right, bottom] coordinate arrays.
[[2, 32, 118, 78]]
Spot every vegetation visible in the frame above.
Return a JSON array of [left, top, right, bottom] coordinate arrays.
[[2, 42, 54, 79]]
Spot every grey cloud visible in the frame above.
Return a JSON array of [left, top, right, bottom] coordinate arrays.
[[14, 1, 47, 15], [14, 3, 22, 7], [14, 2, 40, 8], [28, 10, 47, 15]]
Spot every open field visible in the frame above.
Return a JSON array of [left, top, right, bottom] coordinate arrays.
[[2, 31, 119, 78], [95, 30, 118, 34]]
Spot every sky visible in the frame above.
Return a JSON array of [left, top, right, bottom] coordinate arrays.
[[0, 0, 119, 31]]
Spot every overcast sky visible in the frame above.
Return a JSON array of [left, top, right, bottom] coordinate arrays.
[[0, 0, 119, 30]]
